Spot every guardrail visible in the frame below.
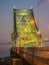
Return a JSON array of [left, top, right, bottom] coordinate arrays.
[[11, 47, 49, 65]]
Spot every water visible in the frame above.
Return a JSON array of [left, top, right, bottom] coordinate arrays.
[[43, 42, 49, 46], [0, 43, 11, 58], [0, 42, 49, 57]]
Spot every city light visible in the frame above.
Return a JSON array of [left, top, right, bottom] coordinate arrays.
[[42, 37, 49, 41]]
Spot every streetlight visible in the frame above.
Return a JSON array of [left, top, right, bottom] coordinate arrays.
[[37, 0, 43, 47], [38, 0, 40, 31], [38, 0, 45, 31], [37, 0, 45, 47]]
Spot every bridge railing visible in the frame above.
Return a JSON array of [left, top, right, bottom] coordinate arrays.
[[11, 47, 49, 65]]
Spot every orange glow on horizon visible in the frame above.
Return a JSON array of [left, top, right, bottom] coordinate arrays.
[[42, 37, 49, 41]]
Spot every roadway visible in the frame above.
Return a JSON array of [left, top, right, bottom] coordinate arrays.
[[11, 47, 49, 65]]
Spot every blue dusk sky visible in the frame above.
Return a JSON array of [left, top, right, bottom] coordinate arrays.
[[0, 0, 49, 57], [0, 0, 49, 44]]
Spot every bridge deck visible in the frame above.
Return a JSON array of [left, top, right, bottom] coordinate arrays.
[[11, 47, 49, 65]]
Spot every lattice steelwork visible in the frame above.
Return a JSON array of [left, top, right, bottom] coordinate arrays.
[[11, 8, 42, 47]]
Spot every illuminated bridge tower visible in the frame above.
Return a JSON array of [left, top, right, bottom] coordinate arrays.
[[11, 8, 42, 47]]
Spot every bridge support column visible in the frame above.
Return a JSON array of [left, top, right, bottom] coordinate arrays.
[[11, 58, 23, 65]]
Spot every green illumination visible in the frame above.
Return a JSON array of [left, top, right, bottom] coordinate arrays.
[[11, 9, 42, 47]]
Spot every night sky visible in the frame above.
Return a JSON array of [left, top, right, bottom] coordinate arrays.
[[0, 0, 49, 57]]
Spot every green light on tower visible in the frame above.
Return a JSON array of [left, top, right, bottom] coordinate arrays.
[[11, 8, 42, 47]]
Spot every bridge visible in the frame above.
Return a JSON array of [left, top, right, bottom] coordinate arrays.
[[10, 8, 49, 65], [11, 47, 49, 65]]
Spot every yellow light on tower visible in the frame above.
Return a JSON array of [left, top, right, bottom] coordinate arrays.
[[29, 19, 35, 25], [24, 27, 27, 32], [37, 30, 41, 35]]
